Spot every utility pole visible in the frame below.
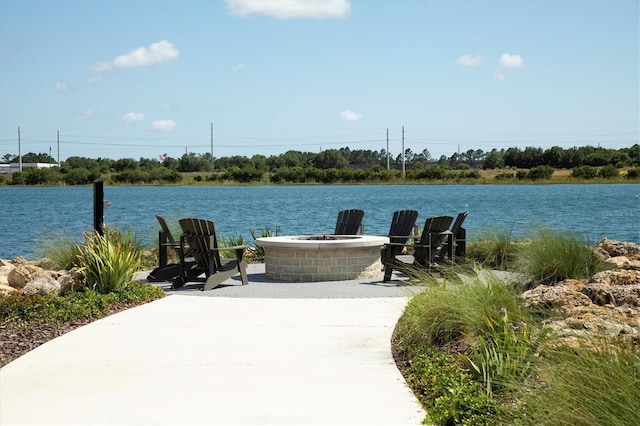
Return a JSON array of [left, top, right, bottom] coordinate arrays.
[[57, 130, 60, 165], [18, 126, 22, 171], [386, 128, 389, 170], [211, 123, 216, 172], [402, 126, 405, 177]]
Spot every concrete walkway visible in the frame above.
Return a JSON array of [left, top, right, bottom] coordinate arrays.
[[0, 265, 426, 425]]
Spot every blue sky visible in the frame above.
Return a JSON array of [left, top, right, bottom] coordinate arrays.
[[0, 0, 638, 162]]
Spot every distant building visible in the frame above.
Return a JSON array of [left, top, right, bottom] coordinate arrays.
[[0, 163, 59, 174]]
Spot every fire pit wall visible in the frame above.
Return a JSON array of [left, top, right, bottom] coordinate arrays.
[[256, 235, 390, 282]]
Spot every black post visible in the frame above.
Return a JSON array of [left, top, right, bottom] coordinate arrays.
[[93, 180, 104, 235]]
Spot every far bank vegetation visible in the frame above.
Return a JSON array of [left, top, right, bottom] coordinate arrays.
[[1, 144, 639, 185]]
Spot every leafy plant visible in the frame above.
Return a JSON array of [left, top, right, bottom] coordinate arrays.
[[75, 227, 143, 294], [247, 225, 281, 260], [218, 234, 247, 259], [458, 308, 549, 396], [404, 350, 501, 426]]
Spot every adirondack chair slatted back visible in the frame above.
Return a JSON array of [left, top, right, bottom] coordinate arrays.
[[179, 218, 224, 274], [450, 211, 468, 259], [156, 214, 177, 244], [334, 209, 365, 235], [387, 210, 419, 255], [414, 215, 453, 266]]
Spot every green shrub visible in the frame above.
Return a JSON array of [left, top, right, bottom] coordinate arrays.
[[598, 164, 619, 178], [0, 283, 164, 328], [515, 229, 604, 287], [527, 165, 554, 180], [494, 172, 515, 180], [406, 350, 501, 426], [625, 167, 640, 179], [75, 227, 143, 293], [572, 165, 598, 179]]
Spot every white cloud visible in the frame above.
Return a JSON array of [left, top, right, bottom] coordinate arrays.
[[499, 53, 523, 69], [55, 81, 68, 91], [123, 112, 145, 123], [90, 40, 179, 81], [340, 110, 363, 121], [233, 62, 246, 73], [151, 119, 177, 132], [493, 68, 505, 81], [456, 55, 483, 67], [226, 0, 350, 19], [78, 109, 95, 119], [160, 102, 172, 110]]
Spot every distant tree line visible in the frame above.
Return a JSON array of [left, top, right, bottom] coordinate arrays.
[[1, 144, 638, 185]]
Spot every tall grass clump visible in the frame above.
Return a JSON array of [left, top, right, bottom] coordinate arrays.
[[467, 228, 519, 269], [395, 268, 531, 355], [394, 269, 537, 424], [75, 227, 143, 294], [516, 228, 604, 287], [523, 338, 640, 426], [37, 234, 85, 270]]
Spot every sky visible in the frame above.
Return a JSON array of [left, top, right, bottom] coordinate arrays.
[[0, 0, 638, 162]]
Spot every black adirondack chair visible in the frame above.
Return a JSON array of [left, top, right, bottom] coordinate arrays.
[[383, 214, 453, 281], [334, 209, 365, 235], [147, 215, 189, 282], [380, 210, 419, 280], [173, 217, 248, 290], [435, 212, 468, 264]]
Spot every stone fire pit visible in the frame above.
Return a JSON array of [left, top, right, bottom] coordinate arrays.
[[256, 235, 389, 282]]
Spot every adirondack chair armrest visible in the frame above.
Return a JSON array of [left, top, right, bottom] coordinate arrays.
[[386, 235, 413, 240], [209, 245, 249, 251], [383, 241, 412, 247]]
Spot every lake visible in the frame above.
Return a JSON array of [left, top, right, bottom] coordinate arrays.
[[0, 184, 638, 260]]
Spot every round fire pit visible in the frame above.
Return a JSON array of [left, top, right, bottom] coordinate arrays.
[[255, 235, 389, 282]]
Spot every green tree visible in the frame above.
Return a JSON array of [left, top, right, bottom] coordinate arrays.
[[314, 149, 348, 169], [482, 150, 504, 169]]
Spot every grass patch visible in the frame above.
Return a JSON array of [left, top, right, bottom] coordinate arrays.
[[523, 337, 640, 426], [515, 228, 604, 287]]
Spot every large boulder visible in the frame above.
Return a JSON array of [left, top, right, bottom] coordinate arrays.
[[58, 268, 85, 295], [597, 238, 640, 257], [7, 264, 45, 289], [522, 240, 640, 341], [21, 274, 61, 296], [0, 260, 15, 285]]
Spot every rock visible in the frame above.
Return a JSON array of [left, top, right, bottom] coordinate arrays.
[[21, 274, 61, 296], [603, 256, 640, 270], [58, 268, 84, 295], [0, 263, 15, 285], [7, 264, 45, 289], [0, 283, 17, 297], [598, 238, 640, 257], [522, 283, 592, 311], [589, 269, 640, 287]]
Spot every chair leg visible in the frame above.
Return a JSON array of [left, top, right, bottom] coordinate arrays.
[[236, 248, 248, 285]]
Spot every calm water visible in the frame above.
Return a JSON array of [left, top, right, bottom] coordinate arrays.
[[0, 184, 638, 260]]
